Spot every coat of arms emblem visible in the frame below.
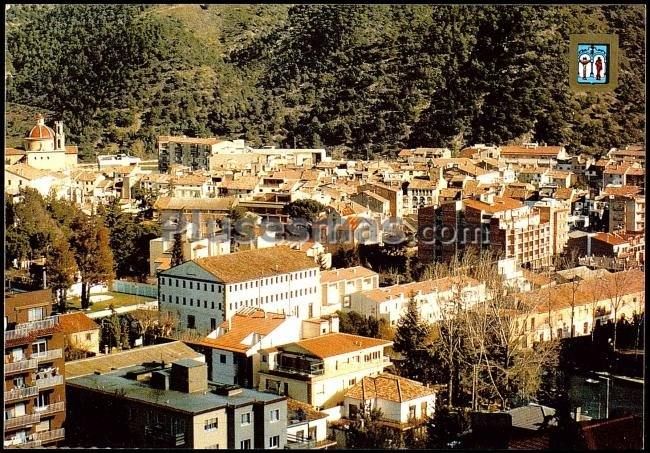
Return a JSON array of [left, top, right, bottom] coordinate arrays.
[[569, 34, 619, 92]]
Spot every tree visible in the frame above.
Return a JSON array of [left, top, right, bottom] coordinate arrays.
[[426, 405, 471, 449], [598, 269, 636, 351], [337, 310, 381, 338], [70, 214, 115, 309], [393, 294, 436, 384], [170, 233, 185, 268], [46, 237, 78, 312], [283, 199, 325, 223], [100, 199, 137, 278], [130, 139, 146, 158], [345, 406, 394, 449]]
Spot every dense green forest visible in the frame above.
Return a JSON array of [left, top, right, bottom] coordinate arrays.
[[5, 4, 645, 160]]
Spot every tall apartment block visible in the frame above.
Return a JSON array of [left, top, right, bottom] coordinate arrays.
[[418, 196, 554, 269], [4, 289, 66, 448]]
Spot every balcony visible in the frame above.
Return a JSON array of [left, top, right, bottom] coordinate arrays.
[[4, 357, 39, 375], [276, 364, 325, 376], [34, 401, 65, 417], [4, 317, 58, 343], [4, 413, 41, 430], [144, 425, 186, 447], [34, 374, 64, 389], [4, 439, 42, 449], [4, 385, 39, 402], [32, 349, 63, 363], [30, 428, 65, 444]]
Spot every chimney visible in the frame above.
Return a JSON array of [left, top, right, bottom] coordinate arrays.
[[169, 360, 208, 394]]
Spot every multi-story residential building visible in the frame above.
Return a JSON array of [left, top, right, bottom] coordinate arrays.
[[567, 232, 645, 270], [607, 194, 645, 233], [258, 333, 392, 412], [320, 266, 380, 316], [66, 358, 287, 449], [4, 290, 66, 449], [516, 269, 644, 345], [625, 196, 645, 233], [499, 143, 568, 168], [349, 277, 486, 326], [464, 197, 554, 269], [534, 199, 570, 256], [602, 162, 645, 188], [251, 146, 327, 168], [403, 177, 444, 215], [179, 308, 340, 388], [158, 246, 321, 332], [398, 147, 452, 162], [338, 373, 436, 441], [158, 136, 249, 173], [96, 153, 141, 171], [350, 190, 391, 217], [358, 182, 404, 218]]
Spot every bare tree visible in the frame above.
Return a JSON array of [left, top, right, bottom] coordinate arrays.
[[598, 270, 636, 352]]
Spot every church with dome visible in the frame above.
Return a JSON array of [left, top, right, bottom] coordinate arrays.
[[5, 113, 78, 171]]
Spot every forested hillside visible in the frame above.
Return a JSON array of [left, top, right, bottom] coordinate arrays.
[[5, 4, 645, 160]]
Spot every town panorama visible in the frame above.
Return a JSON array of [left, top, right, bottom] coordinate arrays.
[[3, 3, 645, 450]]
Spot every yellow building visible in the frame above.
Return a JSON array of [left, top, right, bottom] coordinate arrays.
[[258, 333, 392, 412]]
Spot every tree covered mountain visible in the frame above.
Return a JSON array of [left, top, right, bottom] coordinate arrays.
[[5, 4, 645, 160]]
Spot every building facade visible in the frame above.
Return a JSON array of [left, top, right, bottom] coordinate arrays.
[[4, 290, 66, 449]]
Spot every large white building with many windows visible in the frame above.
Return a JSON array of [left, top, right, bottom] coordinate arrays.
[[158, 246, 321, 332]]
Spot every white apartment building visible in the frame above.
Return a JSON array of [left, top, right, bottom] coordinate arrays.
[[158, 246, 321, 332], [320, 267, 380, 316], [350, 277, 486, 326]]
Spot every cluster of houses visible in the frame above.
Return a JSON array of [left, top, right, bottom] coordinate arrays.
[[4, 115, 645, 449]]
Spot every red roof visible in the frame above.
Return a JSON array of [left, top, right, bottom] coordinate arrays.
[[26, 115, 55, 140]]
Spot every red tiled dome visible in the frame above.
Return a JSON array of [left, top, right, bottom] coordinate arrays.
[[26, 115, 55, 140]]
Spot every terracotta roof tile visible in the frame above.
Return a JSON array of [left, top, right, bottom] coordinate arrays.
[[500, 145, 563, 156], [287, 332, 391, 359], [58, 312, 100, 334], [191, 309, 286, 353], [158, 135, 221, 145], [463, 196, 523, 214], [321, 266, 378, 284], [345, 373, 435, 403], [193, 246, 317, 284]]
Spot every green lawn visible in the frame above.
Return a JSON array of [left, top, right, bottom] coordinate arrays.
[[67, 291, 156, 313]]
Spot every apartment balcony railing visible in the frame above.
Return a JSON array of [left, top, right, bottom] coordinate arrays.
[[4, 413, 41, 430], [4, 385, 39, 402], [276, 365, 325, 376], [30, 428, 65, 444], [4, 357, 39, 375], [286, 434, 317, 449], [34, 374, 64, 389], [5, 317, 58, 342], [34, 401, 65, 417], [4, 439, 42, 449], [32, 349, 63, 363]]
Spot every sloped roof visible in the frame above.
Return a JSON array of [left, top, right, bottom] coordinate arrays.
[[5, 163, 55, 180], [500, 145, 562, 156], [154, 196, 235, 211], [58, 312, 100, 334], [321, 266, 378, 284], [464, 197, 523, 214], [192, 309, 287, 354], [345, 373, 435, 403], [287, 333, 391, 359], [194, 246, 317, 284]]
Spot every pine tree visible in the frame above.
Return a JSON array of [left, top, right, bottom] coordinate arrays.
[[170, 233, 185, 268], [46, 236, 78, 312], [393, 294, 434, 383]]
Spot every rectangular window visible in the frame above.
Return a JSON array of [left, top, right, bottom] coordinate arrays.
[[176, 296, 179, 304], [204, 418, 218, 431], [220, 354, 226, 364], [241, 412, 251, 425], [211, 318, 217, 330], [190, 298, 193, 307], [409, 405, 416, 420], [187, 315, 196, 329], [241, 439, 251, 449], [183, 280, 186, 288], [349, 378, 356, 386], [32, 340, 47, 355], [204, 300, 208, 309], [204, 283, 207, 291], [27, 307, 45, 322], [176, 280, 179, 287], [270, 409, 280, 422], [212, 284, 215, 292], [421, 401, 428, 418], [269, 435, 279, 449], [86, 333, 92, 342], [190, 282, 193, 290], [161, 278, 165, 286], [161, 294, 166, 302], [583, 322, 589, 334]]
